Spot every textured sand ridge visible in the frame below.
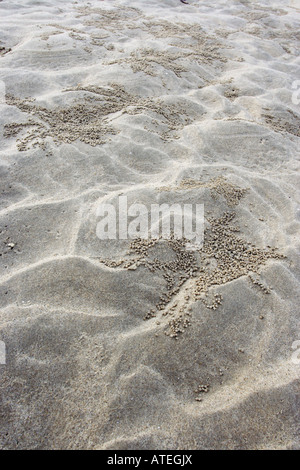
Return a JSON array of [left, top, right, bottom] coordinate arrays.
[[0, 0, 299, 450]]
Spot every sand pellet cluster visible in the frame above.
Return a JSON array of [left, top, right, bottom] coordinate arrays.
[[0, 45, 11, 56], [248, 273, 271, 294], [162, 176, 249, 207], [99, 178, 283, 340], [4, 82, 196, 150], [263, 109, 300, 138]]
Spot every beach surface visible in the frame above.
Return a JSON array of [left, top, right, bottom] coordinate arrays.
[[0, 0, 299, 449]]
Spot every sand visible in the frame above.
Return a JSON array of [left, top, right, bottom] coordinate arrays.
[[0, 0, 299, 450]]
